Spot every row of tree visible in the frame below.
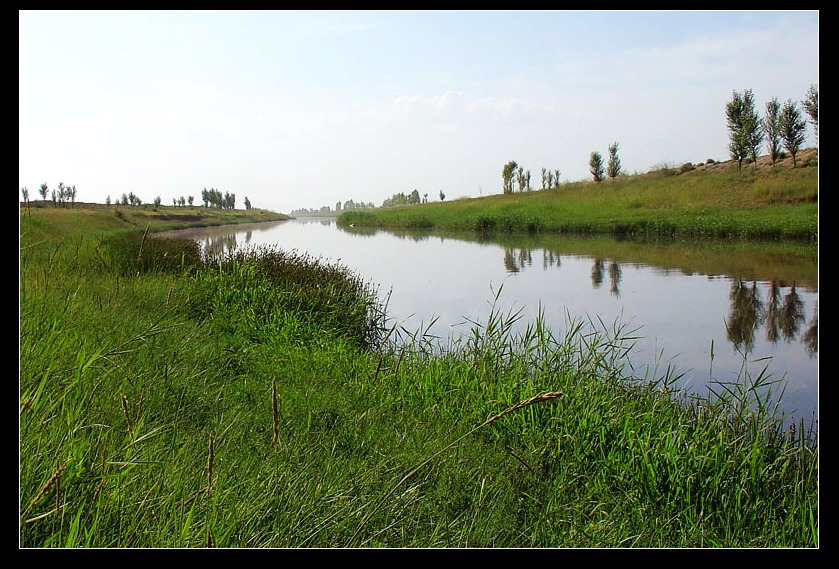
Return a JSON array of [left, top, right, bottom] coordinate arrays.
[[501, 161, 562, 194], [20, 181, 78, 208], [20, 180, 255, 212], [499, 83, 817, 191], [726, 84, 818, 170]]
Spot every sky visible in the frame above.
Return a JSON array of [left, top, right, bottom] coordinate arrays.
[[19, 10, 819, 214]]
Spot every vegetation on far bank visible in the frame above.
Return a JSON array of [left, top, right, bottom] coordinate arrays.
[[19, 194, 818, 547], [337, 149, 818, 246]]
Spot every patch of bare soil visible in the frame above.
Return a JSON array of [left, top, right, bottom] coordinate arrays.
[[690, 147, 818, 174]]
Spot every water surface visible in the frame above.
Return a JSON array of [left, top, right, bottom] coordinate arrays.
[[161, 217, 818, 429]]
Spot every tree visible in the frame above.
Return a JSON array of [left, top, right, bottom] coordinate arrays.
[[725, 90, 749, 171], [554, 169, 561, 188], [439, 190, 446, 201], [516, 166, 525, 192], [802, 83, 818, 144], [589, 151, 604, 183], [541, 167, 549, 189], [742, 90, 764, 169], [39, 182, 48, 201], [779, 99, 807, 168], [606, 142, 621, 179], [502, 160, 518, 194], [244, 197, 251, 210], [763, 97, 782, 167]]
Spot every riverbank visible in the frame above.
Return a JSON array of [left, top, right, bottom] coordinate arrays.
[[19, 203, 818, 547], [337, 149, 818, 245]]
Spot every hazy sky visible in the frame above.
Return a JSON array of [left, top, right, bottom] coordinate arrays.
[[19, 10, 819, 214]]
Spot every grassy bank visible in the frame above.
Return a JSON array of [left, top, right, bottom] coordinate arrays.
[[337, 150, 818, 245], [20, 199, 818, 547]]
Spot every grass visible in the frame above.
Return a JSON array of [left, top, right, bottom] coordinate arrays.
[[337, 150, 818, 246], [19, 188, 818, 547]]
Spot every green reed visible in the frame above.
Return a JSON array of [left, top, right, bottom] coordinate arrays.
[[20, 208, 817, 548]]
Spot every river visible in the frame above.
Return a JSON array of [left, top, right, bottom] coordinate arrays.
[[161, 217, 818, 430]]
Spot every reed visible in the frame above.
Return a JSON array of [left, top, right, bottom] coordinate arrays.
[[19, 204, 817, 548]]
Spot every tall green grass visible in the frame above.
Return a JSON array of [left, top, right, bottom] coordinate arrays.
[[20, 210, 817, 547]]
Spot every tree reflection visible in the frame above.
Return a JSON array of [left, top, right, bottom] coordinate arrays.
[[802, 302, 818, 355], [727, 279, 763, 353], [727, 279, 813, 353], [763, 281, 783, 343], [543, 250, 561, 270], [609, 261, 622, 297], [591, 258, 605, 289], [503, 248, 534, 273], [500, 248, 815, 354], [503, 248, 519, 273], [202, 232, 239, 259], [780, 285, 806, 342]]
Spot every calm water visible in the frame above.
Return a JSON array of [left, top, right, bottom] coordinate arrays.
[[161, 217, 818, 429]]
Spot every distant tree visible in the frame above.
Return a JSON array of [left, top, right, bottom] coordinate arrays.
[[589, 151, 605, 183], [106, 195, 112, 206], [726, 90, 750, 171], [188, 195, 194, 207], [516, 166, 525, 192], [154, 196, 162, 208], [439, 190, 446, 201], [502, 160, 518, 194], [742, 90, 764, 170], [802, 83, 818, 144], [69, 184, 77, 206], [541, 167, 549, 189], [21, 187, 31, 217], [524, 169, 531, 191], [423, 193, 428, 203], [763, 97, 783, 167], [779, 99, 807, 167], [39, 182, 48, 201], [606, 142, 621, 179], [244, 196, 251, 210], [410, 189, 420, 204], [57, 182, 66, 207], [553, 169, 560, 188]]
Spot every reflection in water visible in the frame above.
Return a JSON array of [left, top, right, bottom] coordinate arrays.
[[502, 247, 533, 273], [803, 303, 818, 355], [724, 279, 816, 355], [591, 258, 605, 289], [499, 246, 817, 357], [609, 261, 622, 298]]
